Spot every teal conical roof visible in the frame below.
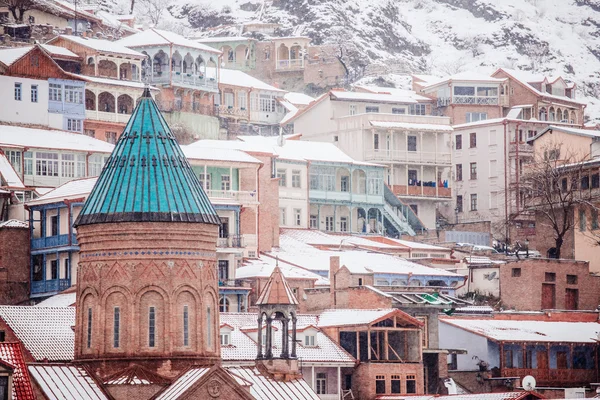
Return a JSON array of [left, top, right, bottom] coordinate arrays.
[[75, 89, 220, 226]]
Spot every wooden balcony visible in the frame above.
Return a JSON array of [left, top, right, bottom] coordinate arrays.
[[391, 185, 451, 199], [85, 110, 131, 124], [502, 368, 596, 385], [364, 149, 451, 165]]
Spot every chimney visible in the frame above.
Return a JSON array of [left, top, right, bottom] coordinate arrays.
[[330, 255, 340, 306], [65, 26, 73, 35]]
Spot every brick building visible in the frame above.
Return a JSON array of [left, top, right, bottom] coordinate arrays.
[[500, 259, 600, 311], [0, 220, 29, 305]]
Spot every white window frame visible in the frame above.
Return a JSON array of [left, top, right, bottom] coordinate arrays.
[[294, 208, 302, 226], [221, 175, 231, 191], [31, 84, 38, 103], [14, 82, 22, 101]]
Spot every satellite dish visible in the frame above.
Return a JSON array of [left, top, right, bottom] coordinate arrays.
[[487, 271, 497, 281], [522, 375, 536, 391]]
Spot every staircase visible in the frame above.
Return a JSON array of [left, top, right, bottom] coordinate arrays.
[[383, 203, 415, 236], [383, 184, 427, 236]]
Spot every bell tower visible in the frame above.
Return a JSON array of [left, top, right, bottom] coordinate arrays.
[[73, 88, 222, 378]]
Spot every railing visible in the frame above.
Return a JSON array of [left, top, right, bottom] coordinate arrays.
[[276, 59, 304, 70], [215, 105, 249, 119], [206, 190, 258, 204], [31, 278, 71, 295], [32, 234, 77, 250], [155, 100, 215, 116], [218, 279, 238, 287], [85, 110, 131, 124], [453, 96, 499, 105], [222, 60, 255, 69], [390, 185, 451, 198], [364, 149, 452, 165], [217, 235, 243, 248], [509, 143, 534, 154], [437, 97, 451, 107], [502, 368, 596, 384], [309, 190, 384, 204], [144, 72, 218, 91]]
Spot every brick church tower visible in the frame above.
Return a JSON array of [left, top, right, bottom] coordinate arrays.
[[73, 88, 222, 379]]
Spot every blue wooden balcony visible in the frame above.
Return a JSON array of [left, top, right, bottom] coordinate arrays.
[[31, 278, 71, 296], [32, 234, 77, 250]]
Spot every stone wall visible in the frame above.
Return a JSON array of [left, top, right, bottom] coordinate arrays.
[[0, 225, 30, 305]]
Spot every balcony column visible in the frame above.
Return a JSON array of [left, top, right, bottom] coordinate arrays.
[[405, 166, 409, 195], [265, 316, 273, 358], [230, 166, 233, 192], [419, 132, 424, 163], [436, 166, 439, 197], [42, 253, 47, 285], [257, 315, 263, 358], [367, 329, 371, 360], [337, 366, 341, 400], [317, 204, 321, 231], [333, 205, 337, 233], [114, 93, 118, 122], [349, 206, 353, 233], [204, 165, 208, 191], [56, 207, 60, 236], [421, 165, 424, 195]]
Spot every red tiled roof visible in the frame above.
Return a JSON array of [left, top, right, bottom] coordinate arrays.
[[0, 342, 35, 400]]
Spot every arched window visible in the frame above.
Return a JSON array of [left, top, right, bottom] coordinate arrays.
[[219, 297, 229, 312], [539, 107, 547, 121]]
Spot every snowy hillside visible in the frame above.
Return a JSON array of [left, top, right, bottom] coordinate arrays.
[[142, 0, 600, 119]]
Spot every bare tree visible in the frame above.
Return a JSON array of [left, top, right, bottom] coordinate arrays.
[[0, 0, 35, 23], [521, 143, 597, 259], [135, 0, 170, 27]]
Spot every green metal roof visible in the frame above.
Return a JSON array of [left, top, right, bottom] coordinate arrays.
[[75, 88, 220, 226]]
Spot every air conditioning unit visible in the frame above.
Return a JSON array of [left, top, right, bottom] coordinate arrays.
[[564, 388, 586, 398]]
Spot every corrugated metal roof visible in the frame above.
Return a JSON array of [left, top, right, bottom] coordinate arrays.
[[75, 89, 220, 227], [387, 292, 472, 307], [227, 367, 319, 400], [104, 364, 171, 386], [0, 152, 25, 188], [0, 306, 75, 361], [154, 368, 210, 400], [28, 364, 110, 400], [0, 342, 35, 400]]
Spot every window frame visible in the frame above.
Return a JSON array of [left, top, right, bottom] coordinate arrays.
[[14, 82, 22, 101]]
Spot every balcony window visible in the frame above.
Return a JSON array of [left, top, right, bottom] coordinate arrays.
[[409, 104, 426, 115], [455, 164, 462, 181], [373, 133, 379, 150], [367, 171, 382, 195], [259, 94, 276, 112], [50, 215, 58, 236], [469, 132, 477, 148], [470, 162, 477, 180], [50, 259, 58, 280], [89, 155, 109, 177], [199, 173, 211, 191], [49, 83, 62, 101], [454, 86, 475, 96], [366, 106, 379, 113], [5, 150, 21, 174], [340, 175, 349, 192], [65, 85, 83, 104], [407, 135, 417, 152], [310, 215, 317, 229], [106, 132, 117, 144], [455, 134, 462, 150], [224, 92, 234, 107], [325, 216, 334, 231], [392, 107, 406, 114], [477, 87, 498, 96], [470, 194, 477, 211], [408, 169, 418, 185], [237, 92, 247, 110], [221, 175, 231, 191], [36, 152, 59, 176], [316, 372, 326, 394], [277, 169, 287, 187], [340, 217, 348, 232], [292, 170, 301, 188]]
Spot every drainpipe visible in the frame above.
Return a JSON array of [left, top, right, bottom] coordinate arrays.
[[515, 122, 521, 212], [503, 120, 509, 250], [256, 162, 263, 253]]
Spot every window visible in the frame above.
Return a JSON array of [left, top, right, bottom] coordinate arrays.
[[304, 335, 316, 346], [325, 216, 334, 231], [148, 306, 156, 347], [455, 164, 463, 181], [294, 208, 302, 226], [592, 209, 599, 230], [84, 129, 95, 138], [31, 85, 38, 103], [489, 160, 497, 177], [310, 215, 318, 229], [392, 107, 406, 114], [280, 208, 286, 225], [505, 349, 514, 368], [477, 87, 498, 96], [0, 331, 4, 342], [89, 155, 108, 176], [49, 83, 62, 101], [5, 150, 21, 174], [340, 175, 349, 192], [582, 175, 590, 190], [448, 353, 458, 370], [545, 272, 556, 282], [221, 175, 231, 191], [87, 308, 93, 348], [65, 85, 82, 103], [63, 259, 69, 280], [198, 173, 211, 190], [349, 104, 357, 115], [183, 305, 189, 346], [466, 112, 487, 123], [358, 278, 363, 286], [391, 375, 401, 394], [67, 119, 82, 132], [259, 94, 275, 112], [333, 135, 338, 142], [292, 170, 301, 188], [567, 274, 578, 285], [219, 297, 229, 312], [456, 195, 463, 213], [113, 307, 120, 348], [14, 83, 21, 101], [545, 148, 560, 161], [406, 375, 416, 394], [455, 134, 462, 150], [470, 193, 477, 211], [50, 259, 58, 279], [340, 216, 348, 232], [454, 86, 475, 96], [316, 373, 326, 394], [237, 92, 247, 110], [106, 132, 117, 144], [49, 214, 58, 236], [375, 375, 386, 394], [220, 332, 230, 345], [373, 133, 379, 150], [579, 209, 586, 232], [35, 152, 59, 177], [470, 162, 477, 180], [407, 135, 417, 152], [366, 106, 379, 113], [409, 104, 426, 115], [469, 132, 477, 148], [277, 169, 287, 187]]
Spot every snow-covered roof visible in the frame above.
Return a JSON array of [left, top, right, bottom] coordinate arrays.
[[27, 177, 97, 206], [284, 92, 315, 106], [0, 219, 28, 228], [39, 44, 79, 59], [237, 257, 329, 285], [497, 68, 585, 105], [0, 152, 25, 188], [186, 138, 276, 155], [0, 124, 115, 153], [95, 11, 138, 34], [330, 90, 419, 104], [0, 306, 75, 361], [220, 313, 355, 364], [28, 365, 109, 400], [210, 68, 285, 92], [452, 118, 508, 129], [196, 36, 252, 43], [318, 308, 419, 328], [440, 318, 600, 343], [464, 256, 505, 265], [532, 125, 600, 141], [378, 394, 544, 400], [354, 85, 432, 102], [34, 292, 76, 307], [280, 100, 299, 125], [370, 120, 454, 132], [56, 35, 145, 58], [0, 46, 31, 66], [420, 71, 507, 90], [79, 75, 151, 89], [385, 237, 451, 251], [117, 28, 220, 54], [181, 145, 262, 164]]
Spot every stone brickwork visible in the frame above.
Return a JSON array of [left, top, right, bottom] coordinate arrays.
[[351, 362, 425, 399], [0, 224, 30, 305], [75, 221, 220, 379], [499, 258, 600, 311]]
